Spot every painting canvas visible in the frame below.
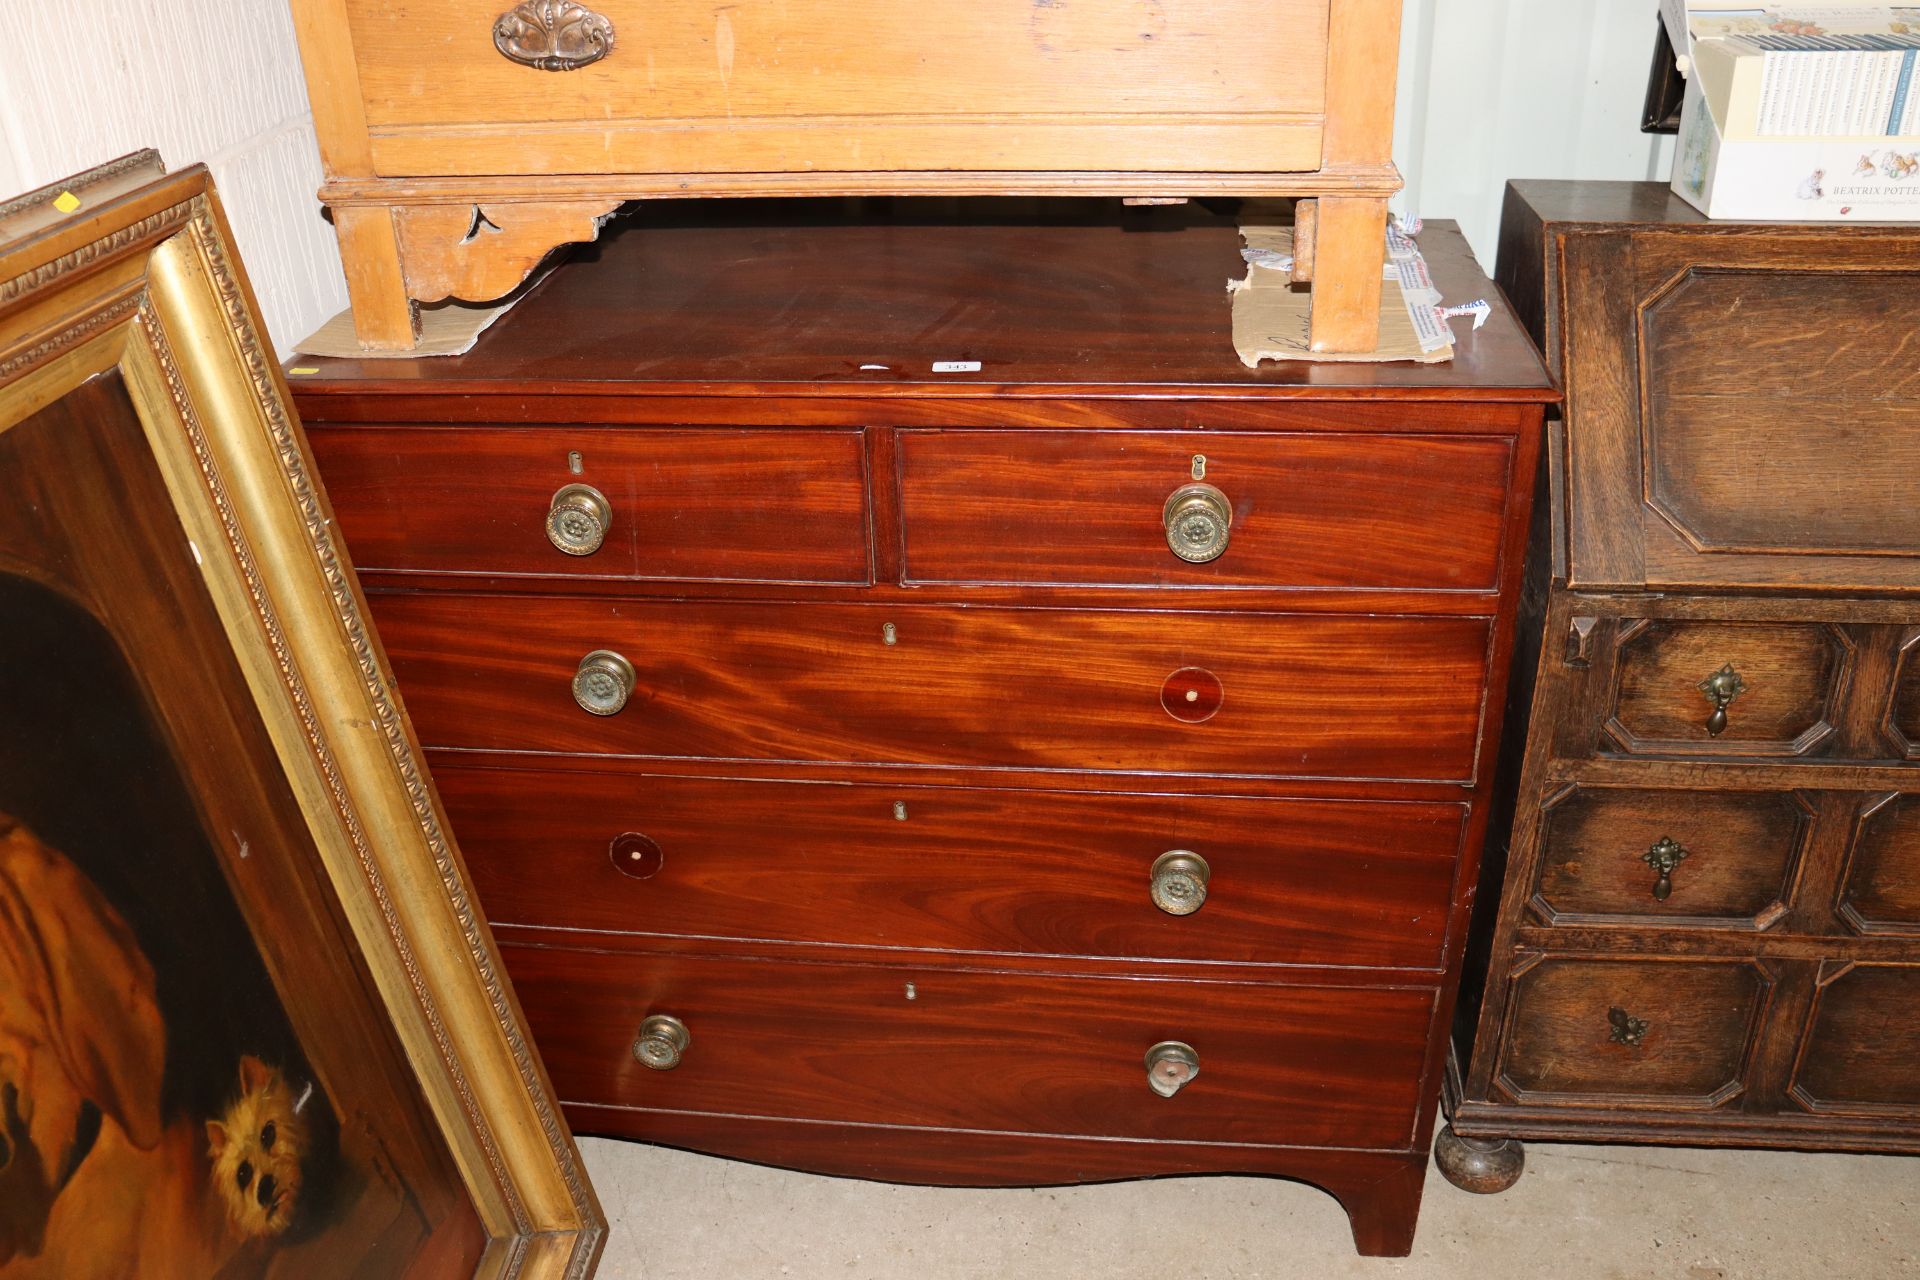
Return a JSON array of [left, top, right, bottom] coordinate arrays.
[[0, 155, 602, 1277]]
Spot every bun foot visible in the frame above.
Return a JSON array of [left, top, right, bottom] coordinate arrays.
[[1433, 1125, 1524, 1194]]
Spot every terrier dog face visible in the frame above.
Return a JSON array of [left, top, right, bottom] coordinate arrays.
[[206, 1056, 309, 1239]]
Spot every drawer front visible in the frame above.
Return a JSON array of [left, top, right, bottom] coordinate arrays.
[[375, 599, 1491, 779], [1841, 794, 1920, 934], [1790, 964, 1920, 1113], [1603, 621, 1846, 757], [1531, 787, 1808, 927], [503, 947, 1433, 1149], [437, 767, 1465, 968], [1895, 636, 1920, 757], [344, 1, 1331, 177], [898, 432, 1513, 591], [1494, 956, 1769, 1106], [306, 426, 870, 583]]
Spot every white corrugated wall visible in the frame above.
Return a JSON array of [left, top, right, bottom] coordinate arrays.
[[0, 0, 347, 359], [1394, 0, 1677, 265]]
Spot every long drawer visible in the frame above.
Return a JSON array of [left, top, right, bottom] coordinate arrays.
[[503, 946, 1435, 1149], [436, 767, 1466, 969], [898, 430, 1514, 590], [374, 598, 1491, 780]]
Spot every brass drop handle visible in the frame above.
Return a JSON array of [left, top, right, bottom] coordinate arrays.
[[1150, 850, 1211, 916], [1163, 483, 1232, 564], [1641, 836, 1689, 902], [1698, 663, 1747, 737], [546, 482, 612, 555], [1145, 1041, 1200, 1097], [494, 1, 616, 71], [1607, 1006, 1649, 1048], [572, 649, 635, 716], [633, 1015, 689, 1070]]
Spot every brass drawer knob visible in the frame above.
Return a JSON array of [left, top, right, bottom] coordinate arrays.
[[634, 1014, 689, 1070], [572, 649, 635, 716], [1163, 482, 1232, 563], [1641, 836, 1690, 902], [546, 482, 612, 556], [494, 1, 615, 71], [1607, 1006, 1649, 1048], [1698, 662, 1747, 737], [1145, 1040, 1200, 1097], [1150, 850, 1211, 916]]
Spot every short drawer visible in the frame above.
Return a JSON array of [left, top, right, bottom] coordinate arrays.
[[373, 598, 1491, 781], [898, 431, 1513, 590], [437, 767, 1466, 969], [305, 425, 870, 583], [1530, 786, 1809, 928], [1840, 793, 1920, 933], [1493, 956, 1769, 1107], [1602, 621, 1847, 757], [1791, 964, 1920, 1113], [503, 947, 1433, 1149]]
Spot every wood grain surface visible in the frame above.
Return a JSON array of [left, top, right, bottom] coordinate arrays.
[[1494, 955, 1768, 1104], [286, 205, 1555, 397], [501, 945, 1435, 1149], [1531, 786, 1808, 927], [1791, 963, 1920, 1109], [896, 429, 1512, 590], [432, 765, 1466, 968], [370, 596, 1492, 780], [1606, 620, 1846, 756], [306, 424, 872, 583], [342, 0, 1330, 176]]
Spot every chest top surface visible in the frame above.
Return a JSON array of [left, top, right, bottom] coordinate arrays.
[[289, 200, 1553, 402]]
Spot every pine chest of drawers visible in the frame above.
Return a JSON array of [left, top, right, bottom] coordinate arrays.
[[290, 201, 1553, 1256], [288, 0, 1406, 353], [1438, 182, 1920, 1193]]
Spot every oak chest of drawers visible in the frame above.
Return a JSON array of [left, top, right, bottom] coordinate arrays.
[[1438, 182, 1920, 1193], [291, 200, 1554, 1255]]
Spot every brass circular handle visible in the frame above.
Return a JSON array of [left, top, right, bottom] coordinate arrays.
[[1163, 483, 1232, 563], [572, 649, 635, 716], [1150, 850, 1210, 916], [634, 1014, 689, 1070], [546, 482, 612, 556], [1145, 1041, 1200, 1098]]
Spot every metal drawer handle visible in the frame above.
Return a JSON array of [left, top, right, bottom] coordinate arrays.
[[546, 482, 611, 555], [1163, 482, 1232, 563], [634, 1015, 689, 1070], [1607, 1006, 1649, 1048], [1698, 662, 1747, 737], [1641, 836, 1689, 902], [572, 649, 635, 716], [494, 1, 615, 71], [1145, 1040, 1200, 1097], [1150, 850, 1210, 916]]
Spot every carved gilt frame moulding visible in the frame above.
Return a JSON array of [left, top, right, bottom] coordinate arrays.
[[287, 0, 1404, 354], [0, 152, 604, 1277]]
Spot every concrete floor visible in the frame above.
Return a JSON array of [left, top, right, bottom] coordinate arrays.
[[580, 1136, 1919, 1279]]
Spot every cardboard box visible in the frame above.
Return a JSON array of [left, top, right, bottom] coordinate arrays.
[[1671, 4, 1920, 219]]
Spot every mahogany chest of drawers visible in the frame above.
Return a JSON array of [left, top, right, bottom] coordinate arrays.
[[291, 200, 1554, 1255], [1438, 182, 1920, 1192]]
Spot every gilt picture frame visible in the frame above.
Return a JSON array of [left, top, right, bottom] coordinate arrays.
[[0, 153, 603, 1277]]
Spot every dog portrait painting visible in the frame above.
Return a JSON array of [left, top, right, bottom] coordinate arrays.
[[0, 572, 366, 1278]]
